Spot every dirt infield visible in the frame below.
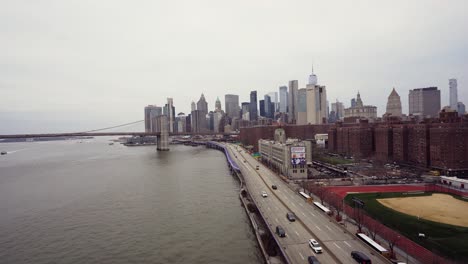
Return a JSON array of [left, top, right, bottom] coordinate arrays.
[[378, 193, 468, 227]]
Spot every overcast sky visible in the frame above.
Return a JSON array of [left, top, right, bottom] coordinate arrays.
[[1, 0, 467, 133]]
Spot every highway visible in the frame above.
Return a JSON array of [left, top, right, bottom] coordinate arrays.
[[226, 144, 389, 264]]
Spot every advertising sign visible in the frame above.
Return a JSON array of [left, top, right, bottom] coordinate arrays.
[[291, 146, 306, 165]]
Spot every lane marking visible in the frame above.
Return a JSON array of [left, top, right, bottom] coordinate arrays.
[[302, 212, 306, 217], [267, 207, 271, 211], [315, 225, 321, 230], [325, 225, 332, 231], [344, 241, 351, 248], [291, 202, 295, 206], [295, 231, 300, 236], [275, 218, 278, 223], [299, 203, 304, 207], [299, 252, 304, 260], [334, 242, 341, 249], [310, 212, 316, 217]]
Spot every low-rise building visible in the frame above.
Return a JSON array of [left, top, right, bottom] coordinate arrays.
[[258, 137, 311, 179]]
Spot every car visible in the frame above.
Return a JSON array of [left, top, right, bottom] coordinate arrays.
[[271, 184, 277, 190], [286, 212, 296, 222], [276, 225, 285, 237], [351, 251, 371, 264], [261, 191, 268, 197], [307, 256, 321, 264], [308, 239, 323, 253], [256, 165, 259, 170]]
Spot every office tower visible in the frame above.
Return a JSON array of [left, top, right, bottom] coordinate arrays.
[[259, 100, 265, 117], [176, 112, 186, 133], [208, 111, 214, 131], [267, 92, 278, 113], [457, 102, 466, 116], [331, 100, 344, 120], [279, 86, 288, 113], [185, 114, 191, 133], [351, 98, 356, 108], [306, 84, 327, 124], [225, 94, 240, 119], [264, 95, 272, 118], [166, 98, 175, 133], [215, 97, 222, 112], [250, 90, 258, 121], [288, 80, 299, 124], [241, 102, 250, 121], [449, 79, 458, 111], [191, 110, 207, 133], [191, 101, 196, 112], [297, 88, 307, 125], [197, 93, 208, 114], [308, 65, 318, 85], [408, 87, 441, 118], [144, 105, 163, 132], [386, 88, 402, 117]]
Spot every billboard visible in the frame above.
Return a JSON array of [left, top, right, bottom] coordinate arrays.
[[291, 146, 306, 165]]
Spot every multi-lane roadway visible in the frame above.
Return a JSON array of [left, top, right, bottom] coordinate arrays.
[[226, 144, 388, 264]]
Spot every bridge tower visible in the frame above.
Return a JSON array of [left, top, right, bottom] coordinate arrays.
[[156, 115, 170, 151]]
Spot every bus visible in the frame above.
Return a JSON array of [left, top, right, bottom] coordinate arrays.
[[299, 191, 313, 203], [313, 201, 331, 214], [356, 233, 390, 257]]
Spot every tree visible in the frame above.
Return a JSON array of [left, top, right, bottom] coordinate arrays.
[[363, 215, 380, 241]]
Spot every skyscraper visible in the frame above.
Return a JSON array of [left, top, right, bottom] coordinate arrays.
[[144, 105, 163, 132], [166, 98, 175, 133], [225, 94, 239, 119], [386, 88, 402, 117], [197, 93, 208, 114], [191, 101, 196, 112], [249, 90, 258, 121], [458, 102, 466, 116], [449, 78, 458, 111], [264, 95, 272, 118], [408, 87, 441, 118], [297, 88, 307, 125], [288, 80, 298, 124], [267, 92, 278, 113], [279, 86, 288, 113], [331, 100, 344, 120], [241, 102, 250, 121], [306, 84, 327, 124], [215, 97, 222, 112], [259, 100, 265, 117]]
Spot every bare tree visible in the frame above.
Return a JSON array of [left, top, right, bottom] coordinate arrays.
[[363, 216, 380, 240]]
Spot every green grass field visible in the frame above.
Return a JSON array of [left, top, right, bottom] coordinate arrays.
[[344, 192, 468, 261]]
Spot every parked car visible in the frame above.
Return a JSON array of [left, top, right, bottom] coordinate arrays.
[[272, 185, 277, 190], [308, 239, 323, 253], [261, 191, 268, 197], [286, 212, 296, 222], [351, 251, 371, 264], [276, 225, 285, 237]]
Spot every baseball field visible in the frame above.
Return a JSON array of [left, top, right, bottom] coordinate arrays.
[[344, 192, 468, 261], [377, 193, 468, 227]]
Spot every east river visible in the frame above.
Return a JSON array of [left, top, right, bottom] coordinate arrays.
[[0, 138, 262, 264]]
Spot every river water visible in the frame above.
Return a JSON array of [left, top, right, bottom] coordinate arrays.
[[0, 138, 262, 264]]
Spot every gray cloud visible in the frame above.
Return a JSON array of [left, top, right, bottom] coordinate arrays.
[[1, 0, 467, 133]]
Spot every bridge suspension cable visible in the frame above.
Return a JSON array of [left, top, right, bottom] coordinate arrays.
[[79, 120, 144, 133]]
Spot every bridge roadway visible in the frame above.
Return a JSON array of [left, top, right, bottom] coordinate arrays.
[[0, 132, 235, 139], [226, 143, 389, 264]]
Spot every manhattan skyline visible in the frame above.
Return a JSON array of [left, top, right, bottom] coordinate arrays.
[[1, 0, 468, 133]]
